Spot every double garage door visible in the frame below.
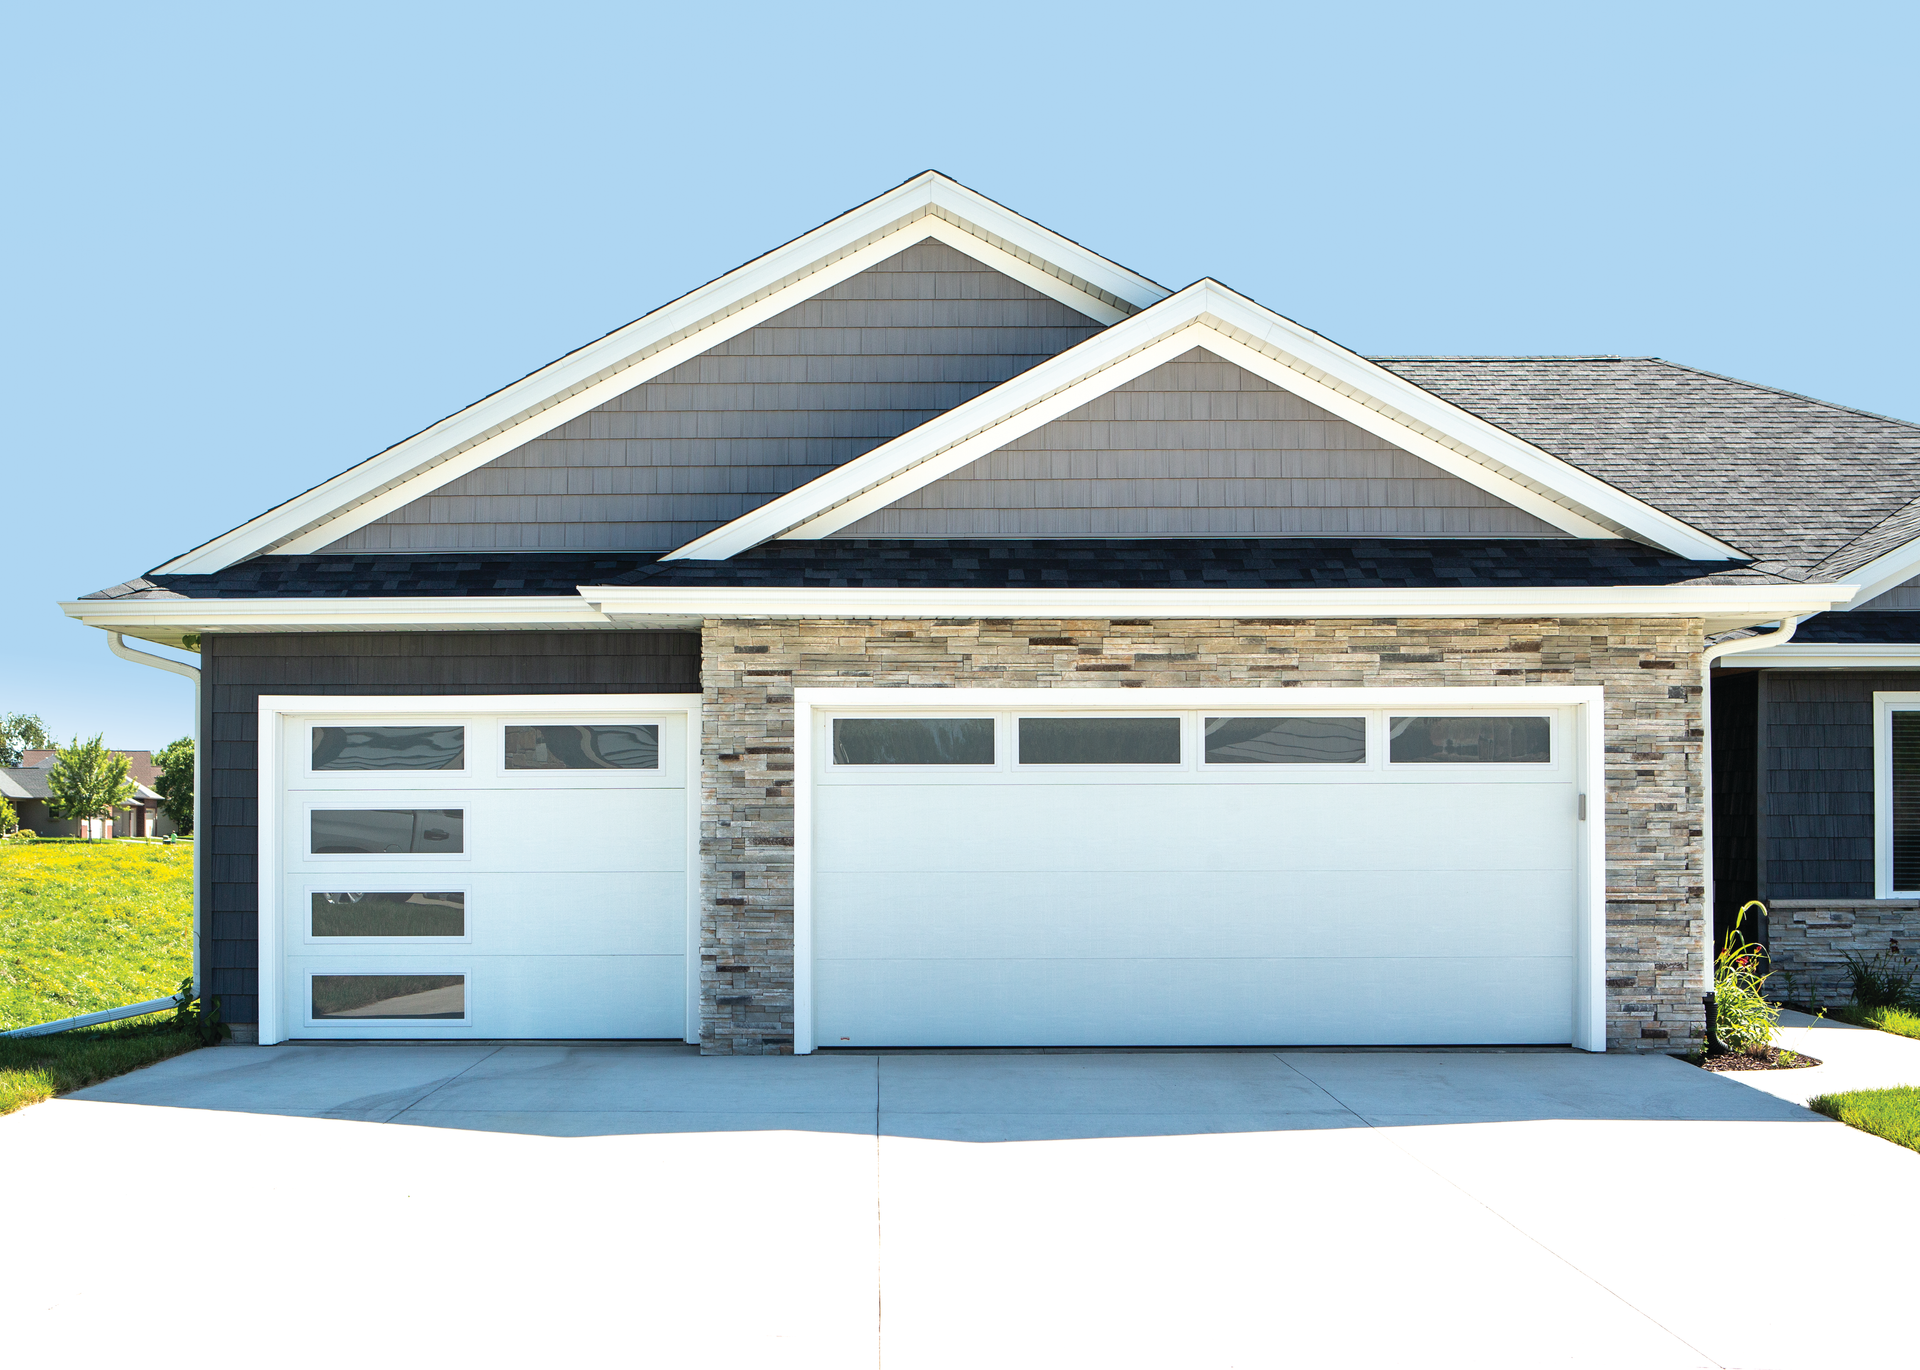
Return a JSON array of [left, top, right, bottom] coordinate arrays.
[[266, 695, 1587, 1047]]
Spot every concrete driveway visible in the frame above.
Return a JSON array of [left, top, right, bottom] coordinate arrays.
[[4, 1043, 1915, 1369]]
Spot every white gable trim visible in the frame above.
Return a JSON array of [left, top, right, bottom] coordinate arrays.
[[1828, 536, 1920, 609], [666, 282, 1743, 563], [153, 173, 1167, 576]]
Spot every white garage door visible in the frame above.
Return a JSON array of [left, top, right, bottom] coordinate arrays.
[[272, 705, 693, 1041], [811, 703, 1583, 1047]]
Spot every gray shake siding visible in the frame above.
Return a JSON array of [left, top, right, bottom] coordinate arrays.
[[839, 348, 1565, 538], [327, 239, 1103, 554], [202, 630, 700, 1026]]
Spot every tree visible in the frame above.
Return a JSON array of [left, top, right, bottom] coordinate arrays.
[[0, 795, 15, 834], [153, 735, 194, 835], [46, 735, 136, 838], [0, 712, 49, 768]]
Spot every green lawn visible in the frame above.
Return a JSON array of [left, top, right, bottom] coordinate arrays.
[[1831, 1003, 1920, 1041], [1810, 1087, 1920, 1154], [0, 839, 204, 1115]]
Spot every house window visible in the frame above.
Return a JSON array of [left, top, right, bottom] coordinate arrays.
[[311, 809, 464, 854], [311, 974, 465, 1021], [312, 726, 464, 771], [1388, 717, 1551, 764], [1204, 717, 1366, 765], [311, 892, 466, 938], [1880, 702, 1920, 895], [1017, 717, 1180, 765], [832, 718, 994, 765], [505, 724, 659, 770]]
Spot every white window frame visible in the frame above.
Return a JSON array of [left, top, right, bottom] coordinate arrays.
[[793, 685, 1608, 1055], [1197, 711, 1373, 772], [300, 881, 473, 947], [492, 717, 674, 784], [299, 800, 473, 864], [259, 694, 702, 1045], [822, 713, 1002, 773], [1872, 692, 1920, 897], [301, 965, 473, 1029], [301, 720, 470, 782], [1011, 711, 1190, 770]]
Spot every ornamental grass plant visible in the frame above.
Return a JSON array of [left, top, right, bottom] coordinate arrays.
[[1715, 901, 1782, 1054]]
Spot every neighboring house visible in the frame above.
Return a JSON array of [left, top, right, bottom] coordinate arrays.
[[2, 750, 169, 838], [61, 172, 1911, 1052]]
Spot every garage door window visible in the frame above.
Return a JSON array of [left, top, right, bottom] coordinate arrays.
[[1018, 717, 1181, 765], [505, 724, 659, 770], [833, 718, 994, 766], [1204, 717, 1366, 765], [312, 892, 466, 938], [311, 974, 466, 1021], [312, 725, 464, 771], [311, 809, 464, 854], [1389, 717, 1551, 764]]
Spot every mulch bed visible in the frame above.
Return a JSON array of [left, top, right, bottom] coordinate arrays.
[[1693, 1045, 1822, 1072]]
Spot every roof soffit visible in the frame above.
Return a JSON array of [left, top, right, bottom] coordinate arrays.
[[665, 282, 1743, 562], [152, 173, 1168, 576]]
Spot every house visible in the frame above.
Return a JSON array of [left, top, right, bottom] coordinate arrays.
[[63, 171, 1903, 1051], [3, 749, 170, 838]]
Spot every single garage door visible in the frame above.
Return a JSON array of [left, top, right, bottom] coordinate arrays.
[[274, 706, 693, 1041], [811, 703, 1582, 1047]]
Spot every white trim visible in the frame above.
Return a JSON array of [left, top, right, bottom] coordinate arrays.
[[255, 693, 701, 1045], [585, 582, 1857, 635], [1873, 693, 1920, 898], [668, 281, 1743, 563], [154, 174, 1165, 575], [1827, 536, 1920, 609], [1720, 643, 1920, 669], [62, 596, 627, 637], [789, 685, 1608, 1055]]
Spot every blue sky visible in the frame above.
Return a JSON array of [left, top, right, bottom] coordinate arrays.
[[5, 1, 1915, 748]]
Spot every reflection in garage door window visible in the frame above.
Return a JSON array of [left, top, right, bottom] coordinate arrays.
[[1205, 717, 1365, 764], [312, 974, 465, 1020], [505, 724, 659, 770], [1389, 717, 1551, 764], [312, 892, 466, 937], [833, 718, 994, 765], [311, 809, 464, 854], [1018, 717, 1180, 765], [312, 726, 464, 771]]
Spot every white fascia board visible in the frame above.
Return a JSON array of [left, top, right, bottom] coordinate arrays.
[[59, 596, 633, 636], [1723, 643, 1920, 668], [582, 581, 1855, 625], [668, 281, 1741, 562], [1827, 536, 1920, 608], [154, 173, 1165, 576]]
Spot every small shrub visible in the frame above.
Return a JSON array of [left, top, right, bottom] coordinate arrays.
[[170, 976, 229, 1046], [7, 828, 36, 842], [1716, 901, 1782, 1053], [1842, 944, 1919, 1010]]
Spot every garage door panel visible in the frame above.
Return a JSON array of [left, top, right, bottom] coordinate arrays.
[[285, 954, 686, 1039], [815, 956, 1574, 1047], [285, 789, 686, 873], [817, 783, 1574, 873], [813, 870, 1576, 960], [466, 873, 687, 955]]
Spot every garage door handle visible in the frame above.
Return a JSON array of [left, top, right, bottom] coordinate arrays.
[[1578, 793, 1587, 821]]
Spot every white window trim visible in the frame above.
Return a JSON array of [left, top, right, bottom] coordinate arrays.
[[792, 686, 1608, 1056], [301, 882, 472, 947], [258, 693, 701, 1045], [302, 966, 473, 1029], [1873, 692, 1920, 897]]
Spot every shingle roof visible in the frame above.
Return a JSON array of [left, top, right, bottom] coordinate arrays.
[[1787, 611, 1920, 645], [1374, 357, 1920, 580], [83, 555, 665, 600]]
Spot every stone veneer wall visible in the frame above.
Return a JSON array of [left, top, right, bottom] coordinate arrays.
[[700, 616, 1707, 1054], [1765, 899, 1920, 1008]]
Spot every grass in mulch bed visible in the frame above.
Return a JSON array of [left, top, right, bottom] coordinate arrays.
[[0, 1016, 204, 1116], [1810, 1087, 1920, 1153], [1690, 1045, 1822, 1072]]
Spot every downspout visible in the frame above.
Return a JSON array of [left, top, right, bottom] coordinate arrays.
[[107, 632, 202, 996], [1699, 616, 1800, 1016]]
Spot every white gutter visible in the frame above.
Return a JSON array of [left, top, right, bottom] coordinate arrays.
[[107, 633, 202, 998], [1698, 616, 1802, 1004]]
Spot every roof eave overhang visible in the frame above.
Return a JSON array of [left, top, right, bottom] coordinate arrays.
[[1716, 642, 1920, 668], [66, 583, 1854, 646]]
